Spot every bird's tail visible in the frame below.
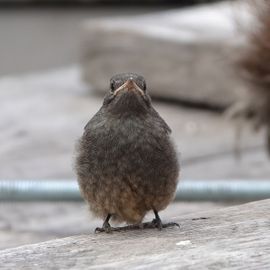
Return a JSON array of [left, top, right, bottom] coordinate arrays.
[[233, 0, 270, 154]]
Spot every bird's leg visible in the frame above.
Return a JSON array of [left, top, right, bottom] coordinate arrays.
[[149, 210, 180, 230], [95, 214, 112, 233], [94, 212, 180, 233], [152, 210, 163, 230], [126, 210, 179, 230]]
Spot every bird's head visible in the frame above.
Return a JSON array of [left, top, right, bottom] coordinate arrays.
[[102, 73, 151, 115]]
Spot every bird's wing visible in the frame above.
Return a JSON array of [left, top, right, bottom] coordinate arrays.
[[149, 107, 172, 134]]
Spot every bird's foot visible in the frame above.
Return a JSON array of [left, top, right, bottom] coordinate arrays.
[[149, 210, 180, 230], [142, 219, 180, 230], [95, 223, 112, 233], [160, 221, 180, 229], [94, 221, 179, 233], [95, 215, 112, 233], [94, 211, 179, 233], [95, 223, 142, 233]]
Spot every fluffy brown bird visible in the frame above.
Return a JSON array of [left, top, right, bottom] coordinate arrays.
[[75, 73, 179, 232]]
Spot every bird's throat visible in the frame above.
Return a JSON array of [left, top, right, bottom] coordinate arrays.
[[109, 91, 148, 116]]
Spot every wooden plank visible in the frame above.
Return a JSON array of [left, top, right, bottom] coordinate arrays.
[[0, 201, 223, 250], [1, 199, 269, 269]]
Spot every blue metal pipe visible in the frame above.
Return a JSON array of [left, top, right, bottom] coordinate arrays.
[[0, 180, 80, 201], [176, 180, 270, 201], [0, 180, 270, 202]]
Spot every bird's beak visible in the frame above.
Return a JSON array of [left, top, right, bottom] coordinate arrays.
[[114, 79, 144, 96]]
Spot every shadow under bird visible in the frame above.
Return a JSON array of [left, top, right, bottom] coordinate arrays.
[[75, 73, 180, 232]]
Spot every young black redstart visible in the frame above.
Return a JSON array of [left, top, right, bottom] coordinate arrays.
[[75, 73, 179, 232]]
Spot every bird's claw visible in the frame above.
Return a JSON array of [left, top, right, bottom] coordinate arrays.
[[94, 221, 179, 233], [149, 219, 180, 230], [95, 223, 112, 233], [151, 218, 163, 230], [94, 212, 180, 233], [162, 222, 180, 228]]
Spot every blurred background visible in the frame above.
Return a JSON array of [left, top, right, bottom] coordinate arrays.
[[0, 0, 269, 251]]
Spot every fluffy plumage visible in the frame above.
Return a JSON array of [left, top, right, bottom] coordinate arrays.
[[75, 73, 179, 227]]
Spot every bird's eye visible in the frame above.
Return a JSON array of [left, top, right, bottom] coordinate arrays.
[[110, 81, 115, 91], [143, 82, 146, 91]]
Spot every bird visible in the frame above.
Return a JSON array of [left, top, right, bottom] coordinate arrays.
[[75, 73, 180, 232]]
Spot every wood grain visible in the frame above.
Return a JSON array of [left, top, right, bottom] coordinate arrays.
[[1, 199, 269, 269]]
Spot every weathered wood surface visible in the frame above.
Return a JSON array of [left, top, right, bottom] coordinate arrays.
[[81, 0, 252, 108], [1, 199, 269, 269], [0, 202, 224, 250]]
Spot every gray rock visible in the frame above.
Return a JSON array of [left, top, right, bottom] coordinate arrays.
[[81, 1, 253, 108]]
